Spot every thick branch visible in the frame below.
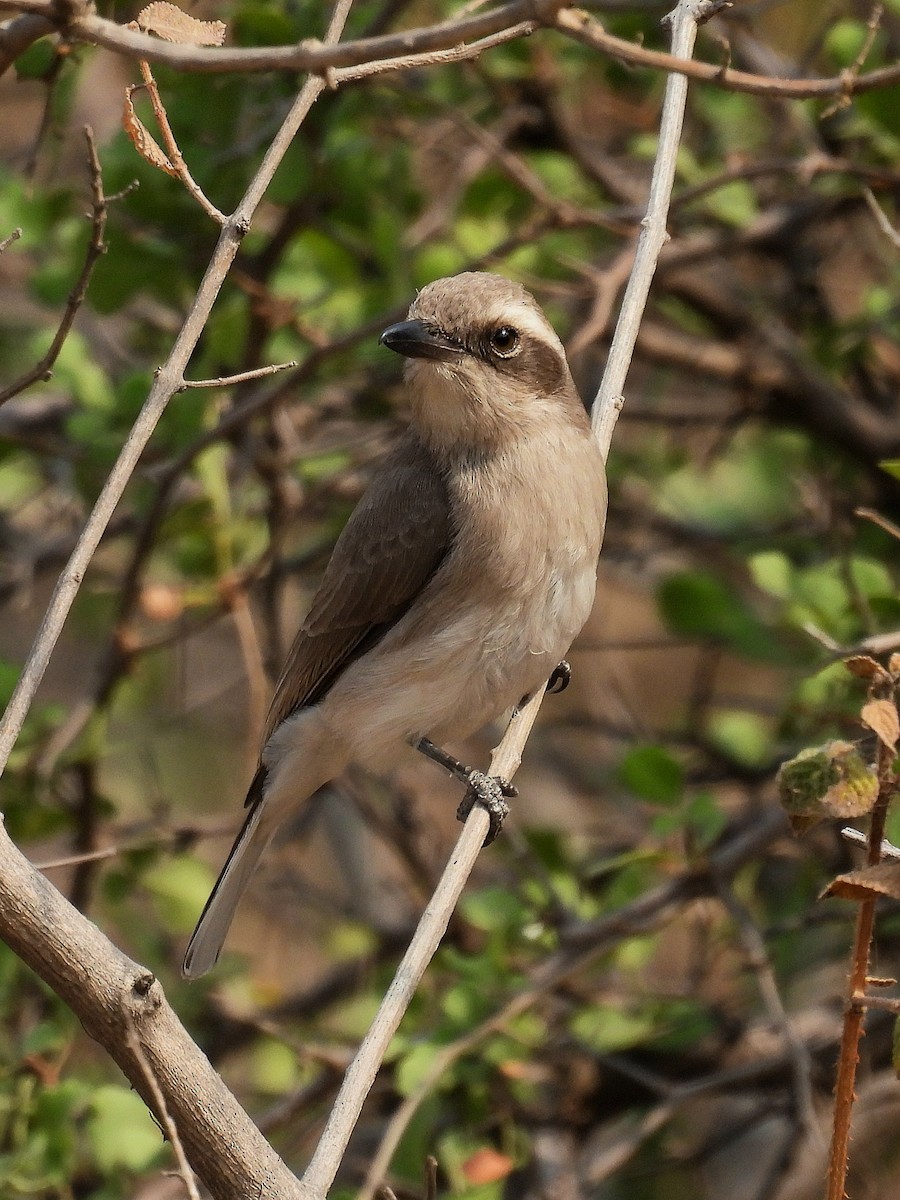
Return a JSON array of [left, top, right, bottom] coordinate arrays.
[[0, 816, 308, 1200]]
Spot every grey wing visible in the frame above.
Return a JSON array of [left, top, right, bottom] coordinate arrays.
[[262, 438, 452, 744]]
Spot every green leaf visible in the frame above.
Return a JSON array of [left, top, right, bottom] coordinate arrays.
[[748, 551, 793, 599], [396, 1041, 445, 1097], [619, 745, 684, 805], [87, 1086, 162, 1171], [570, 1004, 655, 1053], [705, 710, 773, 768], [14, 39, 55, 80], [658, 571, 777, 660], [141, 857, 215, 931]]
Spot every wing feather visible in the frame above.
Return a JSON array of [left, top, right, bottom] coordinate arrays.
[[262, 435, 452, 744]]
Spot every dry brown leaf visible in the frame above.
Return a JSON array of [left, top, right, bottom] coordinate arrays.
[[823, 861, 900, 902], [890, 652, 900, 677], [122, 87, 177, 177], [845, 654, 890, 682], [136, 2, 226, 45], [861, 698, 900, 751]]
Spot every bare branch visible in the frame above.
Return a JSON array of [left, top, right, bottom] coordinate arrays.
[[555, 6, 900, 99], [0, 815, 308, 1199], [863, 186, 900, 249], [300, 691, 545, 1198], [0, 129, 114, 408], [3, 0, 565, 73], [0, 2, 352, 776], [133, 58, 227, 223], [179, 359, 298, 389], [591, 0, 705, 460], [0, 226, 22, 253], [2, 0, 895, 100], [300, 4, 718, 1190], [125, 1019, 201, 1200]]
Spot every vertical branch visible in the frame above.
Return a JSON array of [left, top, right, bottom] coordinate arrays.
[[825, 697, 896, 1200], [299, 4, 714, 1193], [591, 0, 723, 463]]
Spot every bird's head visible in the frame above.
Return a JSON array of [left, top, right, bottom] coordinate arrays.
[[380, 272, 583, 450]]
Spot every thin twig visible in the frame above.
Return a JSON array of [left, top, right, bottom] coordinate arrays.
[[555, 6, 900, 100], [840, 826, 900, 859], [300, 689, 545, 1197], [179, 360, 298, 389], [591, 0, 706, 461], [0, 226, 22, 253], [358, 806, 788, 1198], [714, 877, 818, 1137], [0, 1, 354, 778], [135, 58, 226, 223], [34, 845, 119, 870], [6, 0, 900, 100], [304, 8, 710, 1192], [862, 186, 900, 249], [125, 1020, 201, 1200], [0, 129, 114, 408], [330, 19, 536, 82]]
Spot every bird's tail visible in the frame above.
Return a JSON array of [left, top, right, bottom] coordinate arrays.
[[182, 784, 271, 979]]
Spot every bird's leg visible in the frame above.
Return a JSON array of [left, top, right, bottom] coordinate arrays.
[[410, 736, 518, 846], [546, 660, 571, 694]]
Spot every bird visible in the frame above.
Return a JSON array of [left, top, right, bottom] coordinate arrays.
[[182, 271, 607, 978]]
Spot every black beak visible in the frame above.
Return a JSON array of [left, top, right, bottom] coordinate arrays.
[[380, 319, 464, 363]]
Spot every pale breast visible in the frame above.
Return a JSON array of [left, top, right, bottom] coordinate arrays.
[[320, 419, 606, 771]]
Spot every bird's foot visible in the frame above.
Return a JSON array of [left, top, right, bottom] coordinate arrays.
[[546, 660, 571, 694], [457, 771, 518, 846]]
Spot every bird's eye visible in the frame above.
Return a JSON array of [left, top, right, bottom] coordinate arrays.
[[489, 326, 520, 357]]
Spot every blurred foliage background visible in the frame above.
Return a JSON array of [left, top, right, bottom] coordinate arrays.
[[1, 0, 900, 1195]]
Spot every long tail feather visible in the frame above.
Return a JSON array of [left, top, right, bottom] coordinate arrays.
[[182, 790, 270, 979]]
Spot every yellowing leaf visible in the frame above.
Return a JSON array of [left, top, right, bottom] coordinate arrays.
[[776, 741, 878, 833], [136, 2, 226, 45]]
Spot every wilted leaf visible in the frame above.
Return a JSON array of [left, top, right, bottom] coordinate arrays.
[[823, 862, 900, 902], [861, 699, 899, 751], [890, 653, 900, 677], [776, 741, 878, 833], [136, 2, 226, 44], [122, 87, 176, 177], [462, 1148, 514, 1185], [845, 655, 890, 682]]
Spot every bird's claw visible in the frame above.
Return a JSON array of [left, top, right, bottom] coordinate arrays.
[[457, 771, 518, 846], [546, 660, 571, 694]]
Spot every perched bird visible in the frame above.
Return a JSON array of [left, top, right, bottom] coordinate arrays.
[[182, 272, 607, 978]]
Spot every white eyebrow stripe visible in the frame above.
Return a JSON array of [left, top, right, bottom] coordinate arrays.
[[484, 304, 564, 354]]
